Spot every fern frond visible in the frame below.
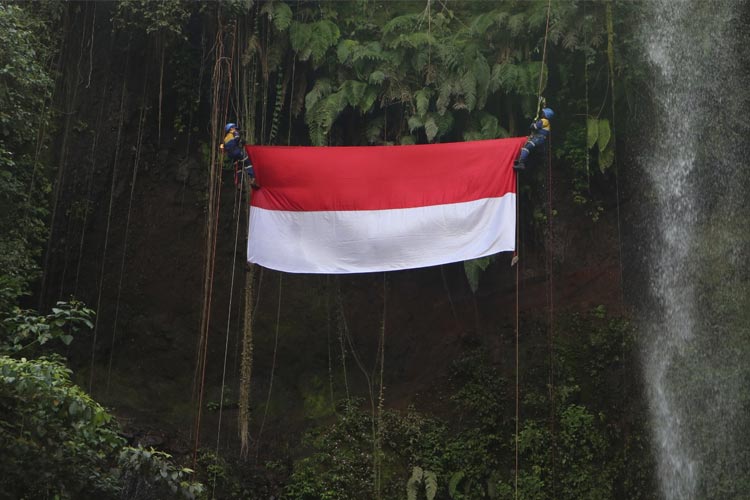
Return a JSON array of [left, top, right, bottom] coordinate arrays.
[[414, 88, 432, 118], [305, 78, 332, 111], [261, 1, 292, 32], [436, 78, 455, 115], [407, 115, 424, 134], [473, 56, 491, 109], [268, 69, 284, 143], [424, 116, 438, 142], [508, 13, 526, 37], [353, 42, 387, 62], [382, 13, 420, 37], [460, 70, 477, 111], [366, 119, 383, 144], [434, 111, 454, 137], [368, 70, 386, 85], [290, 20, 340, 66], [337, 39, 358, 65]]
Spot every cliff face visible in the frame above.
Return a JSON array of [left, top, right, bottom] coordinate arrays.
[[40, 3, 628, 460]]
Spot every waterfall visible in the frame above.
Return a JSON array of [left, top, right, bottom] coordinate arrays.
[[640, 1, 750, 499]]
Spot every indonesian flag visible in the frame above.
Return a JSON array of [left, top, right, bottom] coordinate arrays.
[[246, 138, 524, 274]]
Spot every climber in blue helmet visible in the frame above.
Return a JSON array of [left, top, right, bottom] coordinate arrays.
[[513, 107, 554, 171], [220, 123, 258, 188]]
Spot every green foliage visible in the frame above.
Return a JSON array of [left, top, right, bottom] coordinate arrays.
[[283, 314, 654, 499], [0, 356, 124, 498], [1, 300, 94, 355], [113, 0, 191, 39], [261, 0, 293, 32], [463, 256, 493, 293], [586, 117, 614, 171], [290, 19, 341, 67], [0, 4, 56, 290], [119, 446, 205, 500], [0, 355, 207, 500], [407, 466, 437, 500]]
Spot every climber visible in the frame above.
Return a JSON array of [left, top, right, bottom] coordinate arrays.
[[513, 107, 554, 171], [220, 123, 258, 188]]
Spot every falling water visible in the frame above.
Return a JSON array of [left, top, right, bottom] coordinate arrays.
[[639, 1, 750, 499]]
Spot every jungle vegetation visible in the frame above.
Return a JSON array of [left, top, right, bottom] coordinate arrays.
[[0, 1, 660, 499]]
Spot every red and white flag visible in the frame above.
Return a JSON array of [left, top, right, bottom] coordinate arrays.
[[246, 138, 523, 274]]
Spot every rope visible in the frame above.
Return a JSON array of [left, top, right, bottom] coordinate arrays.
[[255, 273, 283, 462], [536, 0, 553, 112], [41, 7, 89, 307], [73, 83, 108, 297], [106, 66, 150, 393], [335, 277, 351, 402], [326, 276, 336, 411], [606, 1, 625, 306], [192, 18, 236, 465], [546, 133, 557, 500], [211, 169, 245, 495], [374, 273, 387, 499], [89, 40, 131, 393], [514, 173, 520, 500]]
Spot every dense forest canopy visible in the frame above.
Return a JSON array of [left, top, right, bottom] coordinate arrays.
[[2, 1, 748, 499]]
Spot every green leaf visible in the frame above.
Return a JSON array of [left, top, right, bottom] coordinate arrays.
[[407, 466, 423, 500], [272, 1, 292, 31], [60, 335, 73, 346], [449, 471, 466, 499], [586, 118, 599, 149], [424, 470, 438, 500], [407, 115, 424, 134], [368, 70, 385, 85], [424, 116, 438, 142], [463, 257, 492, 293], [597, 118, 611, 152], [415, 88, 432, 119]]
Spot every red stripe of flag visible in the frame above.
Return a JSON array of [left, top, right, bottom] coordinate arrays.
[[246, 138, 523, 212]]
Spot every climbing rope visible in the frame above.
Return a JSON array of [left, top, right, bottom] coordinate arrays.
[[192, 19, 236, 465], [106, 66, 150, 393], [89, 39, 131, 393], [254, 273, 283, 462], [374, 273, 387, 499], [515, 2, 553, 496], [211, 167, 245, 496], [546, 134, 557, 500], [514, 173, 520, 500]]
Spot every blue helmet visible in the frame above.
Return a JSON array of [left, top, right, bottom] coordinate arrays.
[[225, 122, 238, 132], [541, 108, 554, 120]]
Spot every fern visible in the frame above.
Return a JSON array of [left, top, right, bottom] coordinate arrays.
[[406, 466, 437, 500], [473, 56, 491, 110], [366, 119, 383, 144], [424, 116, 438, 142], [290, 20, 340, 67], [337, 39, 358, 65], [353, 42, 387, 63], [407, 115, 423, 134], [508, 12, 526, 37], [436, 78, 456, 115], [305, 78, 332, 111], [261, 0, 292, 32], [460, 70, 477, 111], [434, 111, 454, 138], [382, 13, 420, 38], [368, 70, 386, 85], [464, 257, 492, 293], [414, 88, 432, 118], [268, 69, 284, 144]]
